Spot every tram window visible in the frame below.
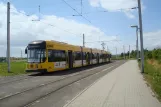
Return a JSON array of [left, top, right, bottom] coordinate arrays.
[[105, 54, 107, 58], [54, 50, 66, 61], [41, 51, 46, 62], [95, 53, 97, 59], [100, 54, 102, 59], [92, 53, 94, 59], [90, 53, 92, 59], [87, 53, 91, 59], [92, 53, 97, 59], [48, 50, 53, 62], [102, 54, 105, 59], [75, 52, 82, 60], [82, 52, 86, 60], [48, 50, 66, 62], [97, 53, 99, 58]]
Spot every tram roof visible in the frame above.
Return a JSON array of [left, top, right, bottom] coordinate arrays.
[[28, 40, 111, 54]]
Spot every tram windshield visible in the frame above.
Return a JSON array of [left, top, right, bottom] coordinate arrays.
[[27, 49, 46, 63]]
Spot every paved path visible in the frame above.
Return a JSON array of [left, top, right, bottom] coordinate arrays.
[[64, 60, 161, 107], [0, 61, 126, 107]]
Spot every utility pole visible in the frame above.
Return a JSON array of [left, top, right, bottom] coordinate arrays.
[[21, 50, 22, 59], [131, 25, 139, 60], [6, 50, 7, 62], [123, 45, 125, 59], [101, 42, 105, 50], [129, 45, 130, 59], [7, 2, 10, 73], [107, 46, 109, 52], [138, 0, 144, 73], [116, 47, 117, 59], [32, 5, 41, 21], [83, 34, 85, 47], [136, 28, 139, 60], [81, 0, 82, 14], [39, 5, 40, 21]]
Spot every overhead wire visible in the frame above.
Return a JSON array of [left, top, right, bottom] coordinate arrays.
[[9, 1, 137, 40], [83, 7, 138, 15], [85, 39, 118, 43], [41, 21, 82, 37], [9, 6, 83, 38], [61, 0, 91, 23], [5, 1, 139, 48]]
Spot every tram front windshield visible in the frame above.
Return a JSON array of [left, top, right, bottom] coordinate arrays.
[[27, 49, 46, 63]]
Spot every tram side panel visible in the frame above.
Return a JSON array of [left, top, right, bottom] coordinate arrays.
[[73, 51, 82, 68], [47, 50, 67, 72]]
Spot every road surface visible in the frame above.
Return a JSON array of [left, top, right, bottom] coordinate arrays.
[[0, 60, 126, 107]]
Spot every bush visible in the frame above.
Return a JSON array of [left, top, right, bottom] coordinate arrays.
[[144, 61, 161, 101], [0, 57, 6, 62], [151, 49, 161, 59], [158, 59, 161, 64]]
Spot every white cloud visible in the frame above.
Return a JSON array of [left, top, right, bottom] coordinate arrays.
[[144, 30, 161, 50], [124, 11, 135, 19], [89, 0, 100, 7], [88, 0, 139, 18], [0, 2, 116, 57]]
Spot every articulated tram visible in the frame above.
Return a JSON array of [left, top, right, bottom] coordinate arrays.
[[25, 40, 111, 73]]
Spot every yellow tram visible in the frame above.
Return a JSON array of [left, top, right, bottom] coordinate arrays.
[[25, 40, 111, 73]]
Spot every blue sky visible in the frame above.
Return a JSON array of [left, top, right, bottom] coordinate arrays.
[[11, 0, 161, 32], [0, 0, 161, 56]]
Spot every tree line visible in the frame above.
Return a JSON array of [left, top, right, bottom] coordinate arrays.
[[118, 48, 161, 60], [0, 57, 27, 62], [0, 57, 6, 62]]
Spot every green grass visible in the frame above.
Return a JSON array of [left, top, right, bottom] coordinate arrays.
[[143, 60, 161, 101], [0, 62, 27, 76], [111, 57, 124, 60]]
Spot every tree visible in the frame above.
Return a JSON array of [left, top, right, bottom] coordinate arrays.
[[121, 53, 124, 57]]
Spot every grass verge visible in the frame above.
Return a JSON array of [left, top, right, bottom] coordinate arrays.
[[0, 62, 27, 76], [142, 60, 161, 101]]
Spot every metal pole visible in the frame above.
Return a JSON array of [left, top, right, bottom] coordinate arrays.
[[116, 47, 117, 59], [138, 0, 144, 73], [107, 46, 109, 52], [6, 49, 7, 62], [123, 45, 125, 59], [83, 34, 85, 47], [136, 38, 137, 59], [81, 0, 82, 14], [136, 27, 139, 60], [39, 5, 40, 21], [21, 50, 22, 59], [129, 45, 130, 59], [7, 2, 10, 73], [101, 42, 105, 50]]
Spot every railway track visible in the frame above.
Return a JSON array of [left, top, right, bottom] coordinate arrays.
[[0, 61, 125, 107], [24, 65, 117, 107], [0, 62, 112, 99], [25, 61, 126, 107], [0, 73, 40, 86], [0, 62, 112, 86]]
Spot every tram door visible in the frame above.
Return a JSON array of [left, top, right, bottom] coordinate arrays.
[[97, 53, 99, 64], [68, 50, 73, 68], [87, 52, 90, 65]]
